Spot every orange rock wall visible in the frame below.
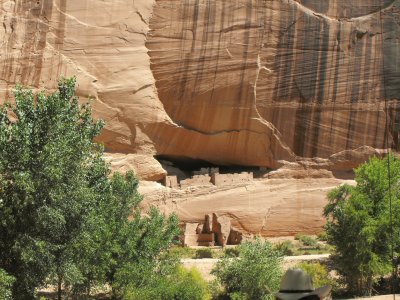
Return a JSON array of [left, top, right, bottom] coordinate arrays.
[[147, 0, 400, 168], [1, 1, 399, 174], [1, 0, 400, 236]]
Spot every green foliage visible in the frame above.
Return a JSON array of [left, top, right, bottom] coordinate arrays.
[[0, 77, 105, 298], [298, 235, 318, 247], [0, 78, 180, 299], [0, 269, 15, 300], [224, 247, 240, 258], [169, 246, 197, 259], [123, 266, 210, 300], [324, 155, 400, 296], [212, 238, 283, 300], [110, 207, 180, 296], [274, 240, 295, 256], [294, 233, 303, 240], [317, 231, 328, 241], [295, 262, 336, 291], [194, 248, 213, 259]]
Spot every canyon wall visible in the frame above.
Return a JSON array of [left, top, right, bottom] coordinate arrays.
[[1, 0, 400, 235]]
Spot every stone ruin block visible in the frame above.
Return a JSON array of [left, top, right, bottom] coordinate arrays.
[[182, 223, 201, 246], [211, 172, 253, 186], [197, 233, 215, 246], [212, 213, 231, 247], [163, 175, 178, 188], [228, 227, 243, 245], [180, 174, 212, 188], [181, 214, 242, 247], [203, 214, 212, 233]]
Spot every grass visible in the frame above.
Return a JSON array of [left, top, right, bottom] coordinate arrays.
[[169, 236, 333, 260], [169, 246, 228, 259]]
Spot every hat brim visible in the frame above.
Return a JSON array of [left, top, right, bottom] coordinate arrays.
[[275, 285, 332, 300]]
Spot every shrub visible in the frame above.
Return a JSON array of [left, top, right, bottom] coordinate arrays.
[[0, 269, 15, 300], [212, 238, 283, 300], [224, 247, 240, 257], [296, 262, 336, 291], [294, 233, 303, 240], [124, 266, 210, 300], [169, 246, 197, 259], [299, 235, 318, 247], [194, 248, 213, 259], [274, 240, 294, 256], [317, 231, 328, 241]]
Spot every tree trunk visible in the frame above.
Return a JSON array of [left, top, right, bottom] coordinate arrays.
[[57, 274, 62, 300]]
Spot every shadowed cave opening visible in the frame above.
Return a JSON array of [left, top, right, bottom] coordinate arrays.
[[155, 155, 270, 182]]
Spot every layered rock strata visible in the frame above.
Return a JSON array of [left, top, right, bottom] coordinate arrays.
[[147, 0, 400, 168], [139, 176, 351, 237], [1, 0, 400, 236]]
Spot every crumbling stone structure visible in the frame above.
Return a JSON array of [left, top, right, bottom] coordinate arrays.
[[211, 172, 253, 186], [180, 174, 213, 188], [182, 213, 243, 247], [163, 175, 178, 188], [163, 169, 254, 189]]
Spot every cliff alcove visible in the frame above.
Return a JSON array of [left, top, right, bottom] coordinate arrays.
[[1, 0, 400, 236]]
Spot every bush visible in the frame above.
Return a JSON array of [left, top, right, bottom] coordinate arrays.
[[296, 262, 336, 291], [169, 246, 197, 259], [299, 235, 318, 247], [317, 231, 328, 241], [212, 238, 283, 300], [224, 247, 240, 257], [274, 240, 294, 256], [194, 248, 213, 259], [124, 266, 210, 300], [294, 233, 303, 240], [0, 269, 14, 300]]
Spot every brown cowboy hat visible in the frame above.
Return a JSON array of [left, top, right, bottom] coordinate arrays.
[[275, 268, 331, 300]]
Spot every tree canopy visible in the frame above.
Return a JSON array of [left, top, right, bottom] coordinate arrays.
[[0, 78, 180, 299], [324, 155, 400, 295], [212, 238, 283, 300]]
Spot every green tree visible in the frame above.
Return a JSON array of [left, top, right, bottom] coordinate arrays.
[[324, 155, 400, 295], [0, 78, 105, 298], [295, 262, 336, 291], [123, 266, 210, 300], [212, 238, 283, 300], [0, 78, 180, 299], [0, 268, 15, 300]]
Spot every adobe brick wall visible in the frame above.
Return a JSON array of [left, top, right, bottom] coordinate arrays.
[[211, 172, 253, 186], [180, 174, 212, 188], [164, 175, 178, 188]]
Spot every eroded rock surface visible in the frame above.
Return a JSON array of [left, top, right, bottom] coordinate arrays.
[[1, 1, 400, 235], [139, 177, 351, 237], [147, 0, 400, 168]]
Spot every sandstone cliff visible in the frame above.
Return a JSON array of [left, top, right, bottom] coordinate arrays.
[[1, 0, 399, 236]]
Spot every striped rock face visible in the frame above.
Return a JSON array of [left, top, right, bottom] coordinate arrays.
[[146, 0, 400, 169], [1, 0, 399, 236], [0, 0, 400, 175]]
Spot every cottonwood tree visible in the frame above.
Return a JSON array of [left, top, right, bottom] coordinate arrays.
[[212, 238, 283, 300], [324, 155, 400, 295], [0, 78, 179, 299]]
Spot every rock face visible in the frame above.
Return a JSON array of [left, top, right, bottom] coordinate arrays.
[[147, 0, 400, 168], [1, 1, 400, 235], [139, 177, 350, 237], [1, 0, 400, 173]]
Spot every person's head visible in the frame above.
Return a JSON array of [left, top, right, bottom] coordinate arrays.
[[275, 269, 331, 300]]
